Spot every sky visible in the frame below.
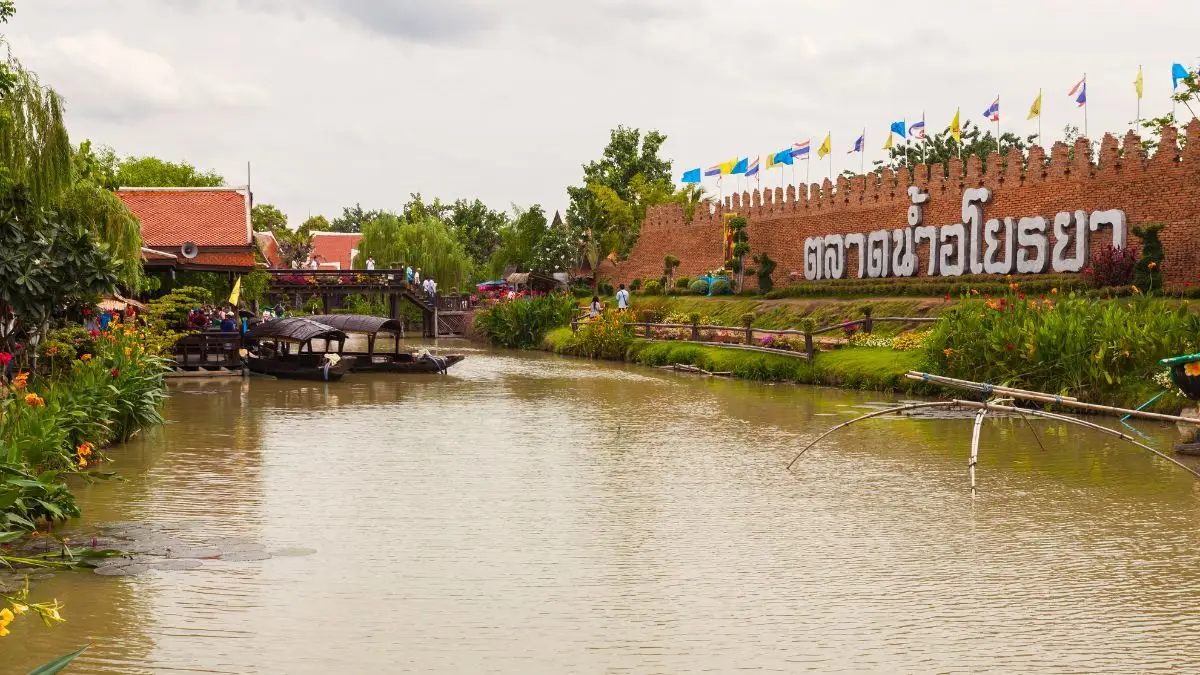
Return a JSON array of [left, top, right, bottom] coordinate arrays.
[[8, 0, 1200, 225]]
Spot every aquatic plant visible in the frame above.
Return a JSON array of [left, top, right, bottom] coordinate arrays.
[[474, 293, 577, 349], [569, 310, 635, 359]]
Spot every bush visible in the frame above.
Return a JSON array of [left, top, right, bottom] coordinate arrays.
[[629, 279, 642, 291], [890, 331, 930, 351], [753, 252, 777, 293], [675, 277, 692, 290], [572, 285, 594, 299], [1132, 224, 1165, 292], [598, 282, 614, 296], [1085, 245, 1139, 289], [925, 291, 1200, 404], [688, 279, 710, 296], [569, 310, 635, 359], [473, 293, 577, 349], [145, 286, 214, 328], [642, 280, 664, 295], [710, 278, 732, 295], [764, 273, 1087, 299]]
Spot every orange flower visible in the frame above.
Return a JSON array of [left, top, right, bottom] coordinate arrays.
[[77, 442, 94, 457], [1050, 288, 1058, 295], [1148, 261, 1158, 269], [23, 393, 44, 407], [1008, 282, 1019, 291], [943, 348, 954, 356], [1185, 362, 1200, 377], [80, 353, 92, 361], [12, 372, 28, 389]]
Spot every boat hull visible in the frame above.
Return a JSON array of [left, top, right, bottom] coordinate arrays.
[[346, 353, 464, 374], [245, 354, 355, 381]]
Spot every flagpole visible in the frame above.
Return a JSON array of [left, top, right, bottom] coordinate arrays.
[[1083, 72, 1089, 138], [1038, 88, 1043, 146], [996, 94, 1001, 154], [921, 112, 927, 164], [860, 127, 866, 174], [1137, 65, 1142, 128]]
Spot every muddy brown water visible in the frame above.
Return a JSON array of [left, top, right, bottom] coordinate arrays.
[[5, 344, 1200, 673]]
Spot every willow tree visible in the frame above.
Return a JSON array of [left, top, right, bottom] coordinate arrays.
[[357, 213, 474, 290], [57, 182, 143, 288], [0, 52, 71, 206]]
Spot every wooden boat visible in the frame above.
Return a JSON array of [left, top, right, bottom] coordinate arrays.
[[244, 317, 355, 381], [1161, 353, 1200, 400], [306, 314, 465, 374]]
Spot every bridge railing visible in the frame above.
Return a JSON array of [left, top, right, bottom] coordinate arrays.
[[267, 269, 410, 289], [170, 332, 243, 370]]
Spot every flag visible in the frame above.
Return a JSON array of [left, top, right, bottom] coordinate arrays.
[[704, 164, 721, 177], [1028, 90, 1042, 119], [847, 133, 864, 154], [731, 157, 749, 175], [889, 121, 906, 138], [982, 97, 999, 122], [908, 120, 926, 139], [1134, 67, 1144, 99], [817, 133, 831, 159], [1068, 76, 1086, 106], [883, 134, 893, 150], [949, 109, 961, 142], [1173, 63, 1190, 89], [228, 277, 242, 306], [792, 140, 810, 158], [719, 159, 737, 175], [772, 148, 794, 166], [681, 168, 702, 184], [765, 153, 776, 170], [745, 157, 760, 177]]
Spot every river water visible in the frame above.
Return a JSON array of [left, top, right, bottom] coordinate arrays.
[[6, 345, 1200, 673]]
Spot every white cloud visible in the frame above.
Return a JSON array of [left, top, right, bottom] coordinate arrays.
[[14, 29, 267, 120]]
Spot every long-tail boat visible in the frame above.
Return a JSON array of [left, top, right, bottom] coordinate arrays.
[[244, 317, 355, 381], [306, 314, 465, 374]]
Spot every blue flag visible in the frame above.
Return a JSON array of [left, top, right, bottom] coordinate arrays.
[[772, 149, 794, 166], [889, 121, 906, 138], [731, 157, 749, 174], [681, 168, 702, 184], [1174, 63, 1191, 89]]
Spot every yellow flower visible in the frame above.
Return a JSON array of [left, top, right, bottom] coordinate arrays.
[[80, 353, 92, 361], [1051, 288, 1058, 295], [78, 457, 88, 469], [124, 347, 132, 357], [1131, 285, 1142, 295], [0, 624, 8, 637], [41, 605, 63, 624], [1185, 362, 1200, 377], [9, 603, 26, 616], [1148, 261, 1158, 269], [970, 289, 980, 296]]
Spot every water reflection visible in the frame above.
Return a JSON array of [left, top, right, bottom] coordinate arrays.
[[6, 348, 1200, 672]]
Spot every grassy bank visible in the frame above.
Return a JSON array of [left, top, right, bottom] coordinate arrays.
[[543, 327, 928, 392]]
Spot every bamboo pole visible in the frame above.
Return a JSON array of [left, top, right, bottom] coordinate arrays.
[[906, 371, 1200, 426], [906, 371, 1077, 402], [969, 409, 985, 495], [787, 401, 962, 469]]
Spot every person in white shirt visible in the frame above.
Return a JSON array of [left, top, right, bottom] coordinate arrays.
[[615, 284, 629, 310], [365, 257, 375, 270]]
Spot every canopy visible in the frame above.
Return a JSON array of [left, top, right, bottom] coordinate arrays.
[[305, 314, 403, 335], [245, 317, 346, 344]]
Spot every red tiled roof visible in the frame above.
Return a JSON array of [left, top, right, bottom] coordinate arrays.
[[254, 231, 284, 268], [141, 247, 177, 261], [310, 232, 362, 270], [188, 251, 257, 269], [117, 188, 251, 248]]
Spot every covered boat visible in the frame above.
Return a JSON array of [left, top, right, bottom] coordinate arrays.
[[244, 317, 355, 381], [1162, 353, 1200, 400], [306, 314, 465, 374]]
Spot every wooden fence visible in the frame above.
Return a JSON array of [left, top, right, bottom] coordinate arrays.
[[571, 314, 938, 360]]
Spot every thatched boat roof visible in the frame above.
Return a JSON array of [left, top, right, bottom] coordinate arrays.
[[246, 317, 346, 343], [305, 314, 403, 335]]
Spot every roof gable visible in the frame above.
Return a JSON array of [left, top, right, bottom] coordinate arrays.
[[117, 187, 252, 248], [310, 232, 362, 270]]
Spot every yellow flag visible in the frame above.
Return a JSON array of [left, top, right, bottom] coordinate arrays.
[[719, 158, 737, 175], [950, 108, 961, 142], [228, 277, 242, 306], [817, 133, 832, 159], [1027, 90, 1042, 120], [883, 133, 893, 150], [1134, 67, 1144, 99]]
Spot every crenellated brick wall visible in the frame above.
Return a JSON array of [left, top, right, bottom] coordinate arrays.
[[606, 121, 1200, 289]]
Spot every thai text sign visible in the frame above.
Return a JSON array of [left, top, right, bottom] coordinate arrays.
[[802, 187, 1127, 280]]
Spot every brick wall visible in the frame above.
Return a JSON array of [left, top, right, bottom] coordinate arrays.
[[606, 121, 1200, 290]]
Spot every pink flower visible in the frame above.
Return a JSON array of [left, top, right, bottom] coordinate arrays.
[[110, 368, 120, 377], [0, 352, 10, 365]]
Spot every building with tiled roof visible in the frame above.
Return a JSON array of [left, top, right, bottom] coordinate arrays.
[[309, 232, 362, 270], [116, 186, 256, 273], [254, 230, 285, 268]]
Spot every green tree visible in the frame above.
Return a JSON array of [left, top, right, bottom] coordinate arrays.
[[753, 252, 776, 293], [357, 214, 473, 289], [448, 198, 508, 266], [402, 193, 451, 223], [727, 216, 750, 292], [0, 1, 18, 98], [671, 184, 707, 222], [1138, 67, 1197, 152], [874, 119, 1038, 173], [251, 203, 287, 232], [0, 56, 71, 205], [115, 156, 224, 187], [566, 125, 674, 260], [0, 185, 118, 356], [330, 203, 386, 233], [297, 215, 330, 238], [57, 183, 143, 289], [488, 204, 551, 278]]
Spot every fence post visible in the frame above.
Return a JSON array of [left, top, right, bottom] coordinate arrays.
[[863, 306, 873, 334], [691, 323, 700, 342], [571, 319, 578, 333], [804, 333, 814, 359], [645, 323, 652, 338], [746, 327, 753, 345]]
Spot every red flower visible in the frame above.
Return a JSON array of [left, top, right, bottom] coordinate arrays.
[[13, 343, 21, 350], [1017, 293, 1025, 300], [1006, 343, 1013, 351], [89, 330, 100, 338], [110, 368, 120, 377], [1084, 267, 1093, 274], [0, 352, 10, 365], [82, 309, 92, 316], [943, 295, 951, 301]]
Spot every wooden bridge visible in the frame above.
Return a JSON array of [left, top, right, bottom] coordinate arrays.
[[265, 270, 474, 337]]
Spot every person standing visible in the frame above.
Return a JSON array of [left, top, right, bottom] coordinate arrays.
[[406, 265, 414, 283], [414, 268, 422, 286], [366, 257, 376, 271], [615, 284, 629, 310]]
